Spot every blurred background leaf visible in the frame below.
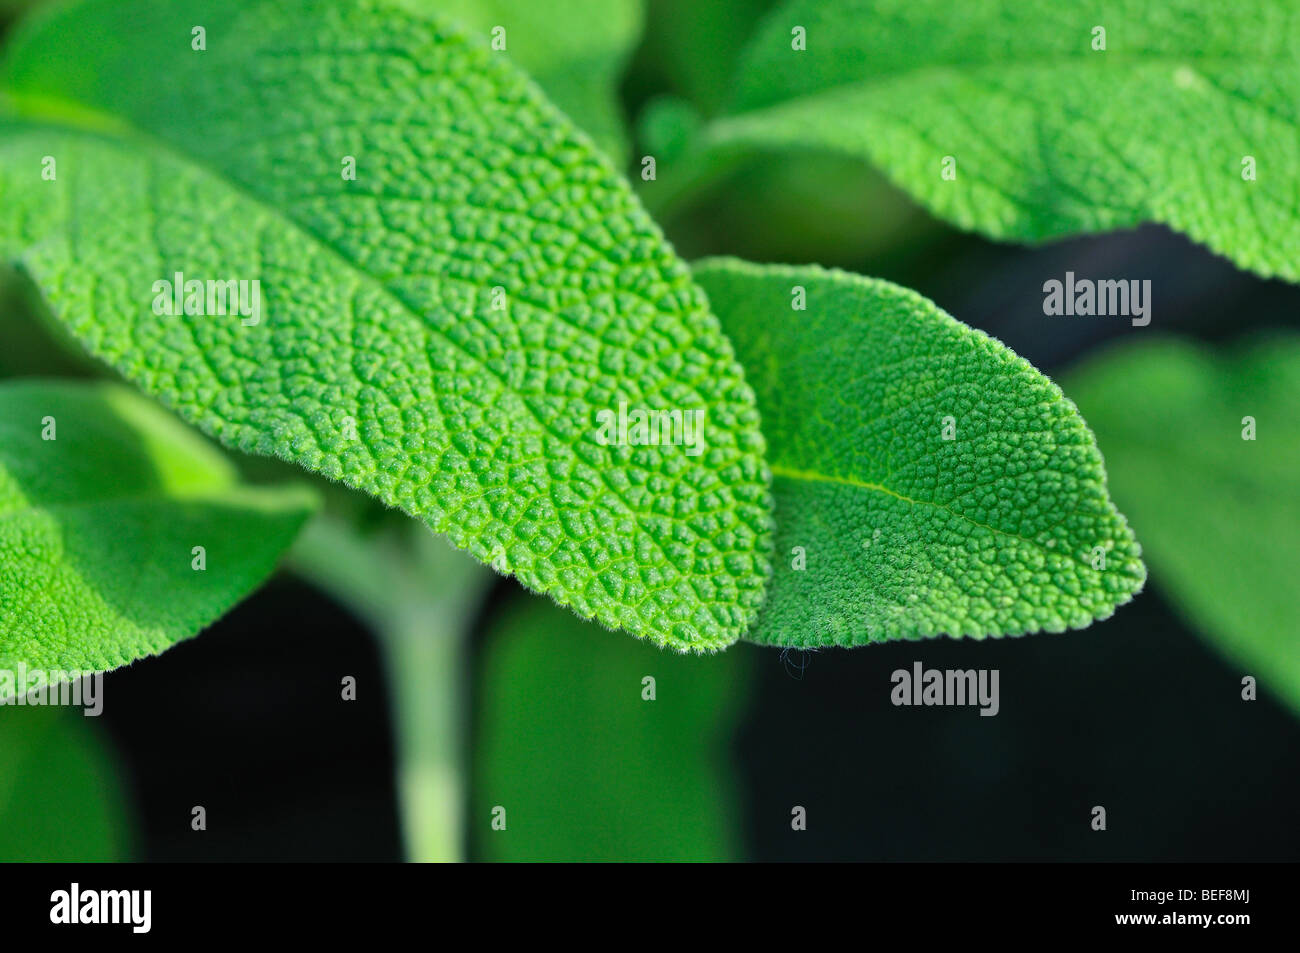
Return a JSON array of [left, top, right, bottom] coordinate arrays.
[[625, 2, 949, 275], [0, 706, 131, 861], [472, 593, 750, 861], [1066, 335, 1300, 715], [0, 269, 99, 380], [628, 0, 772, 117], [697, 0, 1300, 284]]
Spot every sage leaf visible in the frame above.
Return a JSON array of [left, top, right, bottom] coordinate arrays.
[[1066, 335, 1300, 714], [0, 380, 316, 695], [695, 258, 1146, 646], [711, 0, 1300, 281], [399, 0, 644, 165], [0, 0, 773, 650]]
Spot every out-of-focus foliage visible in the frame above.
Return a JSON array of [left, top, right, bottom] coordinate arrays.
[[0, 271, 97, 380], [1067, 335, 1300, 714], [0, 706, 131, 861], [474, 594, 749, 861], [700, 0, 1300, 283], [631, 0, 773, 117]]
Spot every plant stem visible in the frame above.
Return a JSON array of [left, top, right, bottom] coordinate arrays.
[[289, 515, 493, 862], [378, 600, 464, 861]]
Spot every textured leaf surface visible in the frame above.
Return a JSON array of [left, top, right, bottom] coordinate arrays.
[[695, 258, 1145, 646], [0, 706, 130, 861], [475, 593, 745, 860], [710, 0, 1300, 281], [0, 0, 772, 651], [399, 0, 643, 163], [0, 380, 315, 695], [1066, 336, 1300, 714]]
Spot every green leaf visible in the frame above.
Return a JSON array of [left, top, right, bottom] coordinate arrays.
[[397, 0, 644, 164], [0, 379, 316, 695], [0, 0, 772, 651], [0, 706, 131, 861], [634, 0, 776, 117], [695, 258, 1145, 646], [474, 592, 746, 861], [705, 0, 1300, 282], [0, 0, 36, 17], [1065, 335, 1300, 714]]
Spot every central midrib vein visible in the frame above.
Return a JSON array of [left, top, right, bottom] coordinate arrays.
[[769, 463, 1061, 551]]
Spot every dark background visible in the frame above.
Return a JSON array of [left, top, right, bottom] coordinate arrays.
[[92, 554, 1300, 862]]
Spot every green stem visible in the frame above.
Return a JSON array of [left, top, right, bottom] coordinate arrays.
[[289, 515, 492, 862], [378, 601, 464, 862]]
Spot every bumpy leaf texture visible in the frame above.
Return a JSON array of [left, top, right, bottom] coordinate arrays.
[[1066, 336, 1300, 714], [398, 0, 644, 164], [713, 0, 1300, 281], [696, 259, 1145, 646], [0, 0, 772, 651], [0, 380, 315, 695]]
